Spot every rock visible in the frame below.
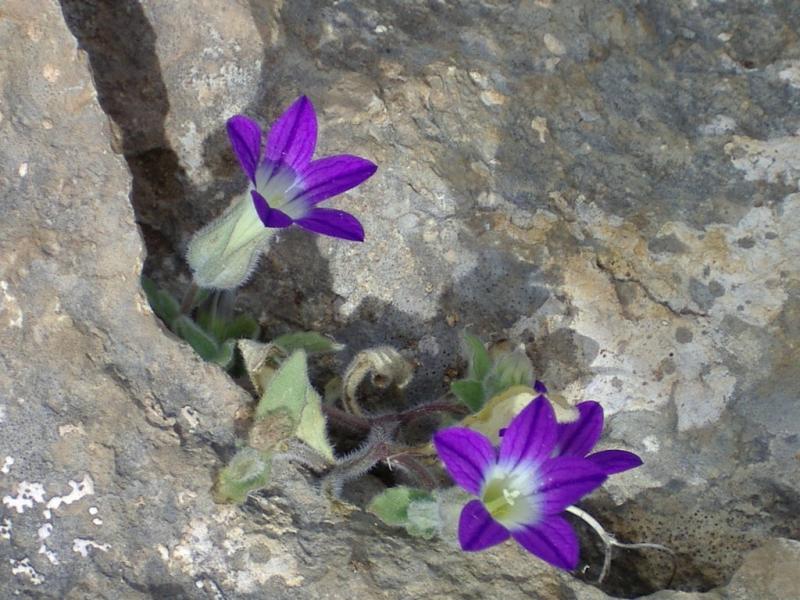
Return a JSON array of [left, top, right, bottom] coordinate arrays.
[[1, 0, 798, 597]]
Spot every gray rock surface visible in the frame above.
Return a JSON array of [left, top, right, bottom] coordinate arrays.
[[1, 0, 798, 597]]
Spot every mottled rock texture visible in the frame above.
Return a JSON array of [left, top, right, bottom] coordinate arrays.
[[1, 0, 799, 597]]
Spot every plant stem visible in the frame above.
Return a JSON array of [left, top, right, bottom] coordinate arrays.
[[180, 282, 199, 315], [323, 399, 468, 434], [322, 404, 371, 433], [565, 505, 676, 584], [386, 452, 437, 489]]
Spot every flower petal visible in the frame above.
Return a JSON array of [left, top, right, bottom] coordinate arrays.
[[498, 396, 557, 468], [536, 457, 606, 515], [511, 514, 579, 570], [227, 115, 262, 183], [458, 499, 510, 551], [587, 450, 643, 475], [295, 208, 364, 241], [294, 155, 377, 205], [266, 96, 317, 170], [433, 427, 495, 495], [556, 401, 603, 458], [251, 191, 293, 228], [533, 380, 548, 395]]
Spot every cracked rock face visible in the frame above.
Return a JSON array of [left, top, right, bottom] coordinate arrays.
[[1, 0, 799, 598]]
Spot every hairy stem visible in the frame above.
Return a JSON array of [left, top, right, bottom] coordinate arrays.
[[386, 452, 437, 490]]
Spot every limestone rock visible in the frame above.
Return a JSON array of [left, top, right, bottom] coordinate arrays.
[[1, 0, 799, 598]]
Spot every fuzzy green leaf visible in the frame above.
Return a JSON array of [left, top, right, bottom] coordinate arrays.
[[172, 315, 220, 361], [367, 486, 433, 527], [450, 379, 485, 412], [406, 498, 440, 539], [141, 277, 181, 325], [273, 331, 343, 354], [255, 350, 334, 462], [483, 349, 534, 400], [214, 448, 271, 504], [212, 339, 237, 369], [462, 331, 491, 381]]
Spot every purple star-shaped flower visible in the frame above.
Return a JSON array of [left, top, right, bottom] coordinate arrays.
[[433, 397, 608, 570], [226, 96, 377, 241]]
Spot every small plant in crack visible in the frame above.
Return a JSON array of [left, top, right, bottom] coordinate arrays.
[[142, 95, 377, 371], [141, 95, 666, 583]]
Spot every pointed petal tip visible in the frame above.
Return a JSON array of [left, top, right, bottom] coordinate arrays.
[[587, 449, 643, 474], [458, 500, 510, 552], [226, 115, 263, 183], [296, 208, 365, 242], [511, 515, 579, 570]]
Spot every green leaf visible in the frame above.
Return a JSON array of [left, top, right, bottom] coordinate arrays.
[[463, 331, 491, 381], [367, 486, 433, 527], [214, 448, 271, 504], [141, 277, 181, 325], [212, 339, 237, 369], [255, 350, 334, 462], [273, 331, 343, 354], [172, 315, 221, 361], [450, 379, 485, 412], [406, 498, 439, 539], [483, 349, 534, 400], [223, 314, 260, 341]]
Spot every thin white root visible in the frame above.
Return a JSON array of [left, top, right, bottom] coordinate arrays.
[[566, 505, 676, 584]]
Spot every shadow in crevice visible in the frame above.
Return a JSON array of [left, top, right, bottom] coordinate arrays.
[[59, 0, 243, 294]]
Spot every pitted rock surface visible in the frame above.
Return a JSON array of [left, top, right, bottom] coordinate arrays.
[[1, 0, 798, 597]]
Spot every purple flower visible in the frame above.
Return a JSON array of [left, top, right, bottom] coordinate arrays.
[[226, 96, 377, 242], [555, 401, 643, 475], [433, 397, 607, 570]]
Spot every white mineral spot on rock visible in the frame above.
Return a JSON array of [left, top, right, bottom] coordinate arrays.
[[1, 281, 24, 328], [675, 365, 737, 431], [469, 71, 490, 89], [18, 162, 28, 177], [58, 423, 85, 437], [699, 114, 737, 136], [530, 116, 549, 143], [158, 545, 170, 562], [45, 474, 95, 511], [72, 538, 110, 557], [718, 32, 732, 42], [3, 481, 47, 514], [374, 24, 387, 34], [38, 543, 59, 565], [88, 506, 98, 515], [42, 64, 60, 82], [92, 518, 103, 525], [180, 406, 200, 430], [726, 134, 800, 187], [779, 63, 800, 88], [1, 456, 13, 474], [37, 523, 52, 540], [10, 557, 44, 585], [642, 435, 660, 453], [543, 33, 566, 55]]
